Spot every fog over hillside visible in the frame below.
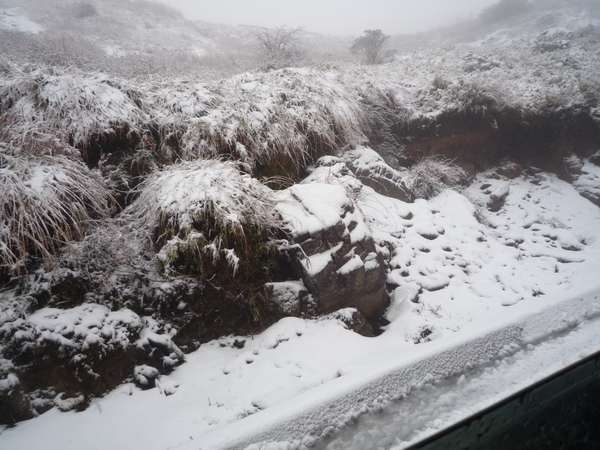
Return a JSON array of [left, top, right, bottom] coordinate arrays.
[[160, 0, 499, 36]]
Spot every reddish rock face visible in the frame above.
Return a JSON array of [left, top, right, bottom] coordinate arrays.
[[388, 108, 600, 179]]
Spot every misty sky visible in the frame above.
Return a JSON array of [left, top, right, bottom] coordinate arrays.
[[161, 0, 499, 36]]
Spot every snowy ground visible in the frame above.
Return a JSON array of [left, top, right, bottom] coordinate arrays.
[[0, 7, 42, 34], [1, 153, 600, 450], [2, 2, 600, 448], [317, 296, 600, 450]]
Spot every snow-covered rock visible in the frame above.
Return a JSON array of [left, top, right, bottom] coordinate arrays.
[[572, 156, 600, 207], [0, 303, 183, 422], [264, 281, 312, 317], [342, 148, 412, 202], [276, 164, 388, 320]]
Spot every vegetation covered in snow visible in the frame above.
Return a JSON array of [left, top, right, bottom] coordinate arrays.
[[1, 0, 600, 439], [126, 159, 280, 282], [0, 151, 112, 280]]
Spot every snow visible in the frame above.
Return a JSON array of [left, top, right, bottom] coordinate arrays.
[[0, 8, 42, 34], [337, 254, 364, 276], [4, 304, 143, 356], [321, 302, 600, 450], [573, 159, 600, 205], [2, 151, 600, 450], [0, 373, 18, 394], [1, 2, 600, 448], [276, 184, 352, 238]]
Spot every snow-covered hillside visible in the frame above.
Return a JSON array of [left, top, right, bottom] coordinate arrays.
[[1, 150, 600, 450], [0, 0, 351, 78], [1, 0, 600, 448]]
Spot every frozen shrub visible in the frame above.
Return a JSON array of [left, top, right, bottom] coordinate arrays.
[[463, 52, 501, 73], [0, 152, 113, 278], [0, 30, 108, 73], [432, 74, 449, 90], [125, 159, 281, 284], [534, 28, 573, 53], [49, 220, 150, 308], [178, 69, 368, 177], [406, 156, 468, 199], [0, 65, 145, 164], [350, 29, 390, 65], [252, 26, 305, 69]]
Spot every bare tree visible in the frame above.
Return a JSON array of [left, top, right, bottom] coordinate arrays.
[[252, 26, 304, 68], [351, 29, 390, 65]]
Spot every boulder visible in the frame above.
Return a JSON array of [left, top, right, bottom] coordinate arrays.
[[327, 309, 375, 337], [264, 281, 313, 316], [342, 148, 413, 202], [275, 170, 389, 319], [496, 160, 524, 180]]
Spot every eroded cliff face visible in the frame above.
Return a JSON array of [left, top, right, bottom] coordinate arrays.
[[382, 107, 600, 180]]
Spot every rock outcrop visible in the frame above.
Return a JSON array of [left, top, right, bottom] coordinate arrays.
[[342, 147, 413, 203], [274, 158, 389, 320]]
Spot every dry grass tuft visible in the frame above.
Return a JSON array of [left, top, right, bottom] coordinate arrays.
[[0, 151, 113, 277], [406, 156, 468, 199], [125, 159, 281, 282], [176, 69, 368, 177], [0, 63, 145, 162]]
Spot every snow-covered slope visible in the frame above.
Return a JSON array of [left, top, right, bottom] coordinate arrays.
[[0, 6, 41, 33], [2, 148, 600, 449], [1, 1, 600, 449], [0, 0, 351, 78]]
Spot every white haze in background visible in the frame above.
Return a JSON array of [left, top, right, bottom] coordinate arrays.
[[161, 0, 499, 35]]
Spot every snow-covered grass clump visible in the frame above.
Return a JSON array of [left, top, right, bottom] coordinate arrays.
[[143, 80, 216, 161], [1, 64, 368, 179], [406, 156, 468, 200], [126, 159, 280, 283], [177, 69, 368, 176], [0, 152, 112, 278], [0, 64, 145, 160]]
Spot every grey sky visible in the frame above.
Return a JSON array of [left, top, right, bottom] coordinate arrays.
[[161, 0, 499, 36]]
